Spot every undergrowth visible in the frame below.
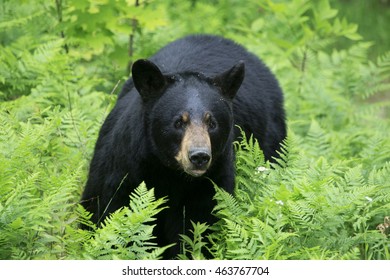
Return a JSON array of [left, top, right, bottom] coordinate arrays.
[[0, 0, 389, 260]]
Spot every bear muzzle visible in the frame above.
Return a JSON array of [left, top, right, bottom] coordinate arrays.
[[189, 148, 211, 168], [175, 121, 212, 177], [186, 148, 211, 177]]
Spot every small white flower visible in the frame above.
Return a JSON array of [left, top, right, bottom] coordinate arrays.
[[276, 200, 284, 206], [365, 196, 373, 203], [255, 166, 268, 173]]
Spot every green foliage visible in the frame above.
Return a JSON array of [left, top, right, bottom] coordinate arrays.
[[330, 0, 390, 59], [66, 183, 169, 260], [208, 133, 390, 260], [0, 104, 85, 259], [178, 222, 209, 260], [0, 0, 389, 260]]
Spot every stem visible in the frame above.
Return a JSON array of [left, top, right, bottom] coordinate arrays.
[[297, 45, 308, 97], [55, 0, 69, 53], [127, 0, 140, 73]]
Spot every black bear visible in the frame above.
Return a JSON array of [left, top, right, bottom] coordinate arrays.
[[81, 34, 286, 258]]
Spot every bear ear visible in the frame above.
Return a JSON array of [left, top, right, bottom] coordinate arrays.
[[132, 59, 166, 102], [212, 61, 245, 100]]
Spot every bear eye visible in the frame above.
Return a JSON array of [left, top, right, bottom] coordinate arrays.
[[174, 112, 189, 129], [207, 118, 217, 130], [174, 118, 185, 129], [204, 112, 217, 130]]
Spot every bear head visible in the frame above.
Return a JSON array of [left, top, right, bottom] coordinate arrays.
[[132, 59, 245, 177]]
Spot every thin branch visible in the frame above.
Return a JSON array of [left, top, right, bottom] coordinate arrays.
[[55, 0, 69, 53], [127, 0, 140, 73]]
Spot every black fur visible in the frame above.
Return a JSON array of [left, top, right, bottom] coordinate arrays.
[[81, 34, 286, 259]]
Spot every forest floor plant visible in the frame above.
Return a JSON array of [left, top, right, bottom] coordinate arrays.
[[0, 0, 388, 259]]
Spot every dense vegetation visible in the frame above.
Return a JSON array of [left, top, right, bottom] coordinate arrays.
[[0, 0, 389, 260]]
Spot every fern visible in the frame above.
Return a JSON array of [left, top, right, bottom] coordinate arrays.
[[178, 222, 209, 260], [67, 183, 169, 260], [207, 128, 389, 260], [0, 0, 389, 260]]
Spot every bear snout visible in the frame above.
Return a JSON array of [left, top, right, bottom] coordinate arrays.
[[175, 120, 212, 177], [188, 148, 211, 169]]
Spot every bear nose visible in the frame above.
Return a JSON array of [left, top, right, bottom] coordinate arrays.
[[189, 149, 211, 169]]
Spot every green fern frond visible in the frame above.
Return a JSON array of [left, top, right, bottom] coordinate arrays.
[[213, 186, 245, 219], [272, 133, 302, 169], [304, 120, 331, 157], [72, 183, 168, 260], [360, 51, 390, 99], [178, 221, 209, 260]]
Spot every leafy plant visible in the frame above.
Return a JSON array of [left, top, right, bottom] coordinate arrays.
[[0, 0, 388, 260], [66, 183, 169, 260], [208, 132, 390, 260]]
